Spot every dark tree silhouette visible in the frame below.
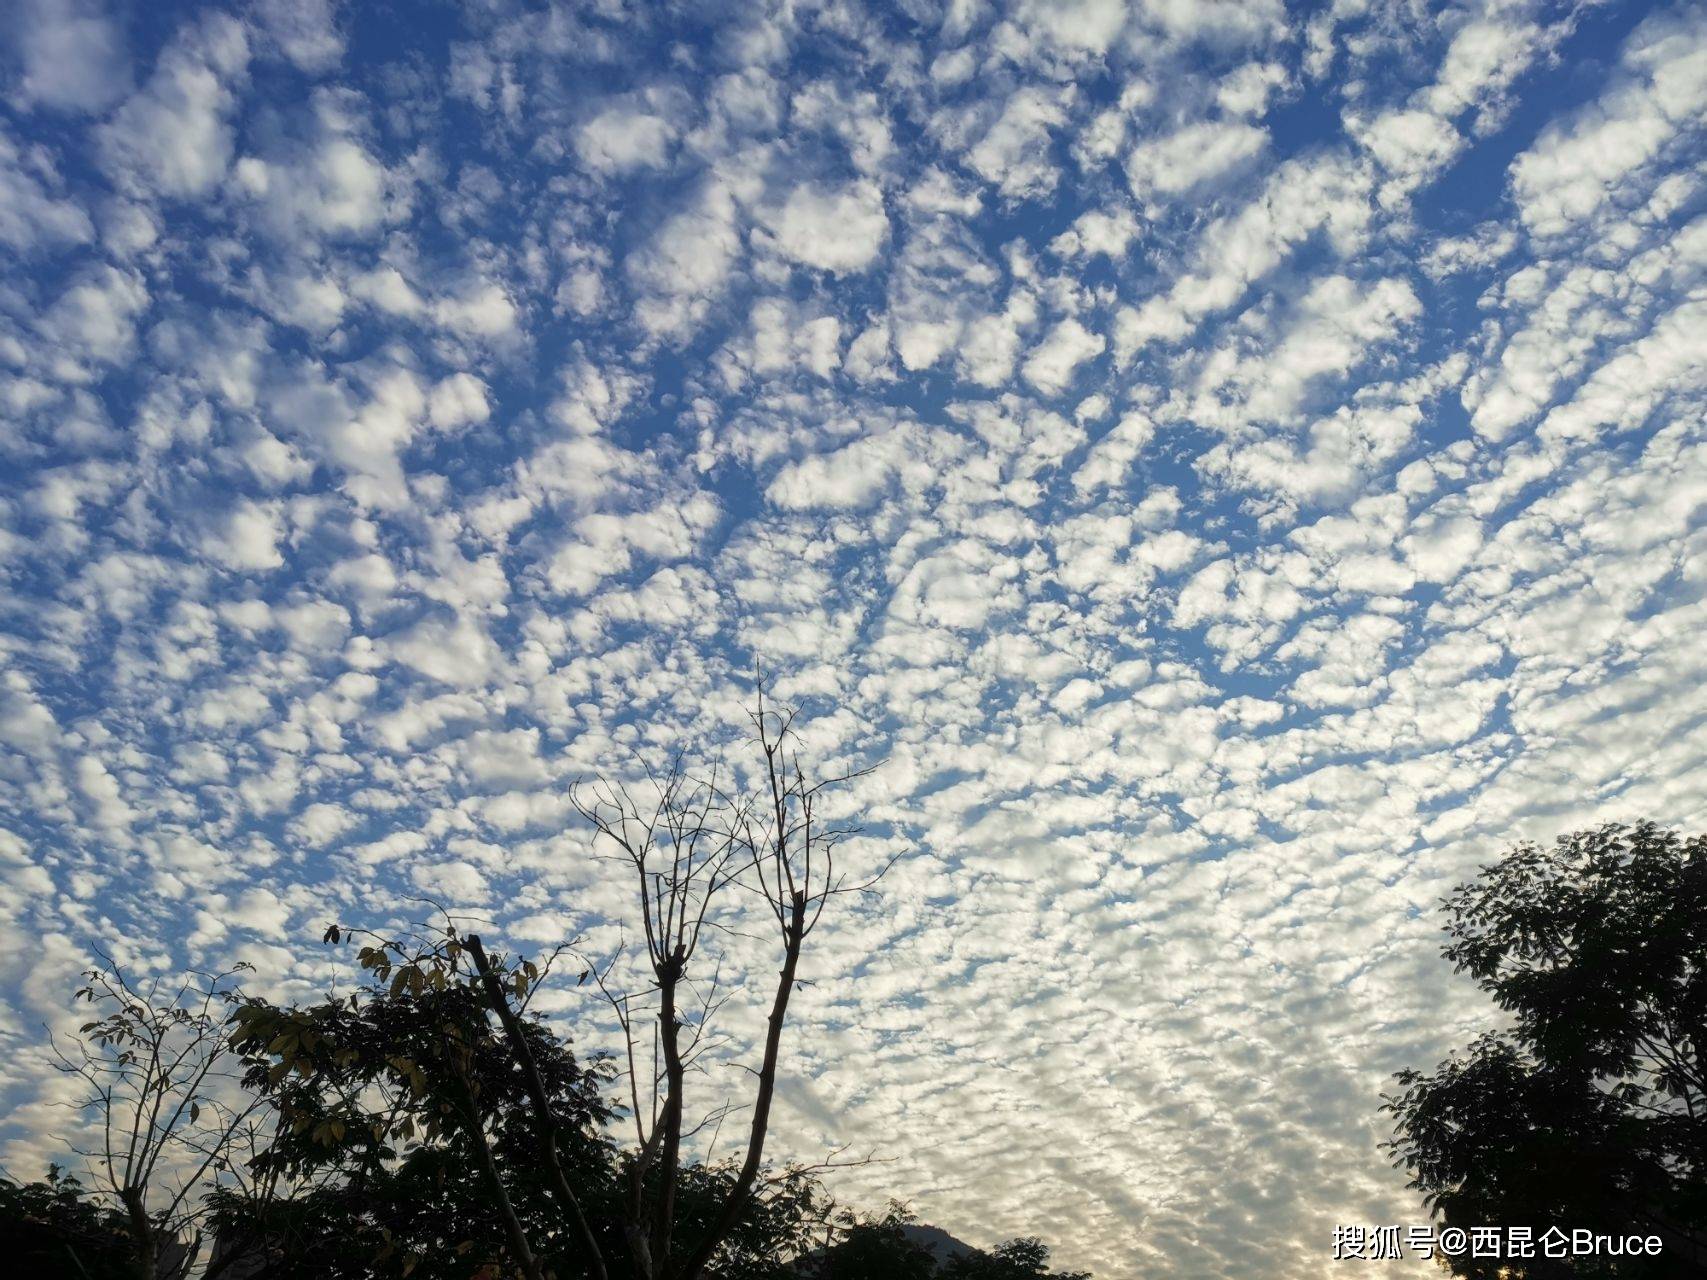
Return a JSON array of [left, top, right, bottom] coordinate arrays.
[[46, 957, 272, 1279], [10, 942, 1089, 1280], [941, 1237, 1090, 1280], [519, 684, 889, 1280], [801, 1202, 939, 1280], [798, 1202, 1090, 1280], [0, 1165, 139, 1279], [218, 938, 617, 1279], [212, 922, 836, 1279], [1383, 820, 1707, 1277]]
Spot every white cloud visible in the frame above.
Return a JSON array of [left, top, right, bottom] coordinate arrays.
[[844, 322, 894, 383], [289, 802, 357, 847], [432, 281, 519, 338], [229, 887, 292, 938], [1022, 318, 1106, 397], [761, 179, 888, 274], [203, 500, 285, 571], [253, 0, 344, 74], [1139, 0, 1285, 46], [411, 858, 488, 901], [889, 541, 1019, 630], [1114, 152, 1373, 359], [350, 266, 425, 316], [768, 436, 898, 511], [1537, 299, 1707, 444], [268, 270, 345, 331], [1015, 0, 1129, 57], [225, 418, 296, 485], [718, 298, 842, 387], [386, 614, 498, 687], [1353, 109, 1461, 201], [576, 108, 676, 174], [1403, 511, 1483, 583], [1511, 10, 1707, 238], [543, 494, 720, 596], [0, 128, 94, 251], [74, 755, 133, 830], [428, 372, 491, 429], [273, 599, 350, 651], [1073, 411, 1155, 494], [1048, 206, 1141, 260], [97, 14, 249, 198], [966, 87, 1071, 200], [1423, 13, 1547, 124], [628, 179, 743, 339], [957, 290, 1037, 388], [302, 138, 388, 234], [11, 0, 132, 113], [459, 728, 548, 789], [1125, 120, 1267, 199], [39, 265, 149, 362]]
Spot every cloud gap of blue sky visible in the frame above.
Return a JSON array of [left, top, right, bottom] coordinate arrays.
[[3, 0, 1705, 1275]]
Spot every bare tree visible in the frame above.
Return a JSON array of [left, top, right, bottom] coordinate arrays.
[[467, 684, 891, 1280], [49, 955, 273, 1280]]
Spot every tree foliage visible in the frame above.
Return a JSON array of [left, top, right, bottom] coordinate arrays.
[[1383, 820, 1707, 1277], [0, 1165, 138, 1280], [215, 938, 617, 1279], [800, 1202, 938, 1280], [798, 1202, 1090, 1280], [6, 932, 1088, 1280], [207, 924, 840, 1279], [47, 957, 269, 1279]]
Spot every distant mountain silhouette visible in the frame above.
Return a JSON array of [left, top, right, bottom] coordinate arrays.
[[902, 1221, 976, 1262]]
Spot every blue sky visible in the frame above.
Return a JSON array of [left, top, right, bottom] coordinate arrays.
[[3, 0, 1705, 1275]]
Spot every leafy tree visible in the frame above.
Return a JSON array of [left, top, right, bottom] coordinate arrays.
[[1383, 821, 1707, 1277], [213, 925, 835, 1280], [802, 1202, 938, 1280], [942, 1237, 1091, 1280], [798, 1202, 1091, 1280], [48, 958, 271, 1279], [0, 1165, 138, 1280], [20, 696, 955, 1280], [218, 926, 616, 1280], [647, 1161, 832, 1280]]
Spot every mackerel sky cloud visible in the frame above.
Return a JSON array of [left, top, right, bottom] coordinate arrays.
[[3, 1, 1705, 1276]]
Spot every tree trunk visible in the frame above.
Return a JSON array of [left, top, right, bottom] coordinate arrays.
[[459, 1081, 545, 1280], [465, 935, 610, 1280], [650, 950, 688, 1275], [120, 1187, 158, 1280], [676, 892, 806, 1280]]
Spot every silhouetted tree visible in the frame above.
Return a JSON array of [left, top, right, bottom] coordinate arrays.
[[19, 694, 907, 1279], [0, 1165, 137, 1279], [941, 1237, 1090, 1280], [1383, 821, 1707, 1277], [798, 1201, 1091, 1280], [47, 956, 271, 1278], [217, 934, 617, 1279], [801, 1202, 938, 1280], [215, 922, 836, 1279], [483, 683, 888, 1280]]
